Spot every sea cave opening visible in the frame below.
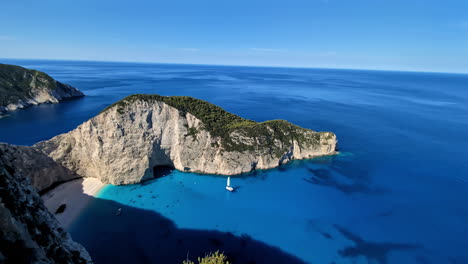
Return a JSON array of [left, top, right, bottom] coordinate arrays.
[[152, 165, 174, 179]]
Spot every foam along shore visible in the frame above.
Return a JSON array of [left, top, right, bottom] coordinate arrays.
[[42, 177, 105, 229]]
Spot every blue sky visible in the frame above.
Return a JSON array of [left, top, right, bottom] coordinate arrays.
[[1, 0, 468, 73]]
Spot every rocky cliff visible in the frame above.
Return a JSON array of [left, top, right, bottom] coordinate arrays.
[[0, 145, 92, 264], [0, 143, 80, 193], [0, 63, 84, 114], [35, 94, 337, 185]]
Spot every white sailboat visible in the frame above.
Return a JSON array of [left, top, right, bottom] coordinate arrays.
[[226, 176, 234, 192]]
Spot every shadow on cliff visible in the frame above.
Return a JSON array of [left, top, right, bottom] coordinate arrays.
[[68, 194, 307, 264]]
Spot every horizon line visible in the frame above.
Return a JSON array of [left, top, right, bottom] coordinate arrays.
[[1, 57, 467, 76]]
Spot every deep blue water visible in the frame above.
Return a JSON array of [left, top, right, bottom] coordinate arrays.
[[1, 59, 468, 263]]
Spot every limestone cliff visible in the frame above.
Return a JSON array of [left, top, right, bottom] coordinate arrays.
[[0, 63, 84, 114], [35, 94, 337, 185], [0, 145, 92, 264], [0, 143, 80, 193]]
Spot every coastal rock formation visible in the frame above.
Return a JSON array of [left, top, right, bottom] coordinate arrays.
[[0, 143, 80, 193], [0, 145, 92, 263], [35, 94, 337, 185], [0, 63, 84, 114]]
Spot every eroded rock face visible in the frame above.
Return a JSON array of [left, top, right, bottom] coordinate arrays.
[[0, 145, 92, 264], [0, 143, 79, 193], [0, 63, 84, 114], [35, 95, 337, 185]]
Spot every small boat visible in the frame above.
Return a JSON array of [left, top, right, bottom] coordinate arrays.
[[116, 208, 122, 216], [226, 176, 234, 192]]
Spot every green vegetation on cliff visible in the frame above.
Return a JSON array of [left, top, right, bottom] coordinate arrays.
[[0, 64, 57, 106], [103, 94, 334, 155], [182, 251, 229, 264]]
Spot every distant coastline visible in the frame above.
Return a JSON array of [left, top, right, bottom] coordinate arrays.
[[0, 63, 85, 114]]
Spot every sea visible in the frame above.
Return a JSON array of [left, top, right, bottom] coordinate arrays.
[[1, 59, 467, 264]]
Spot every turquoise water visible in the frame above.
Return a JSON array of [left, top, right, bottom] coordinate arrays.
[[1, 59, 468, 263], [95, 158, 361, 262]]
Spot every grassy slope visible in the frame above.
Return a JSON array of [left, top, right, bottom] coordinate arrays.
[[0, 64, 56, 106], [103, 94, 333, 154]]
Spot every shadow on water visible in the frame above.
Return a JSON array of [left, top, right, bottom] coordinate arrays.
[[303, 168, 385, 195], [334, 225, 421, 264], [302, 155, 387, 195], [70, 194, 307, 264]]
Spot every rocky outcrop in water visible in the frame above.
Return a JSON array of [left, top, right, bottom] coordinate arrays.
[[35, 94, 337, 185], [0, 144, 92, 264], [0, 63, 84, 114], [0, 143, 80, 193]]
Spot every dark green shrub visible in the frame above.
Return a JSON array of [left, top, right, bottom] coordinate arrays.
[[182, 251, 229, 264]]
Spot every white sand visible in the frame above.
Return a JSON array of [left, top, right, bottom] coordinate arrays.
[[42, 177, 105, 229]]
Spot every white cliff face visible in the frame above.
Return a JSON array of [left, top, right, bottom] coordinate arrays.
[[35, 97, 337, 185], [1, 81, 84, 113], [0, 143, 80, 193]]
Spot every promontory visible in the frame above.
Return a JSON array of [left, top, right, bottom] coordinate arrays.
[[34, 94, 337, 185], [0, 63, 84, 114]]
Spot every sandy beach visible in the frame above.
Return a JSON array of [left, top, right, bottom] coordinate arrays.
[[42, 177, 105, 229]]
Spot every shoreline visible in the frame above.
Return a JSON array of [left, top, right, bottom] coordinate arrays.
[[42, 177, 105, 229], [39, 152, 339, 229]]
